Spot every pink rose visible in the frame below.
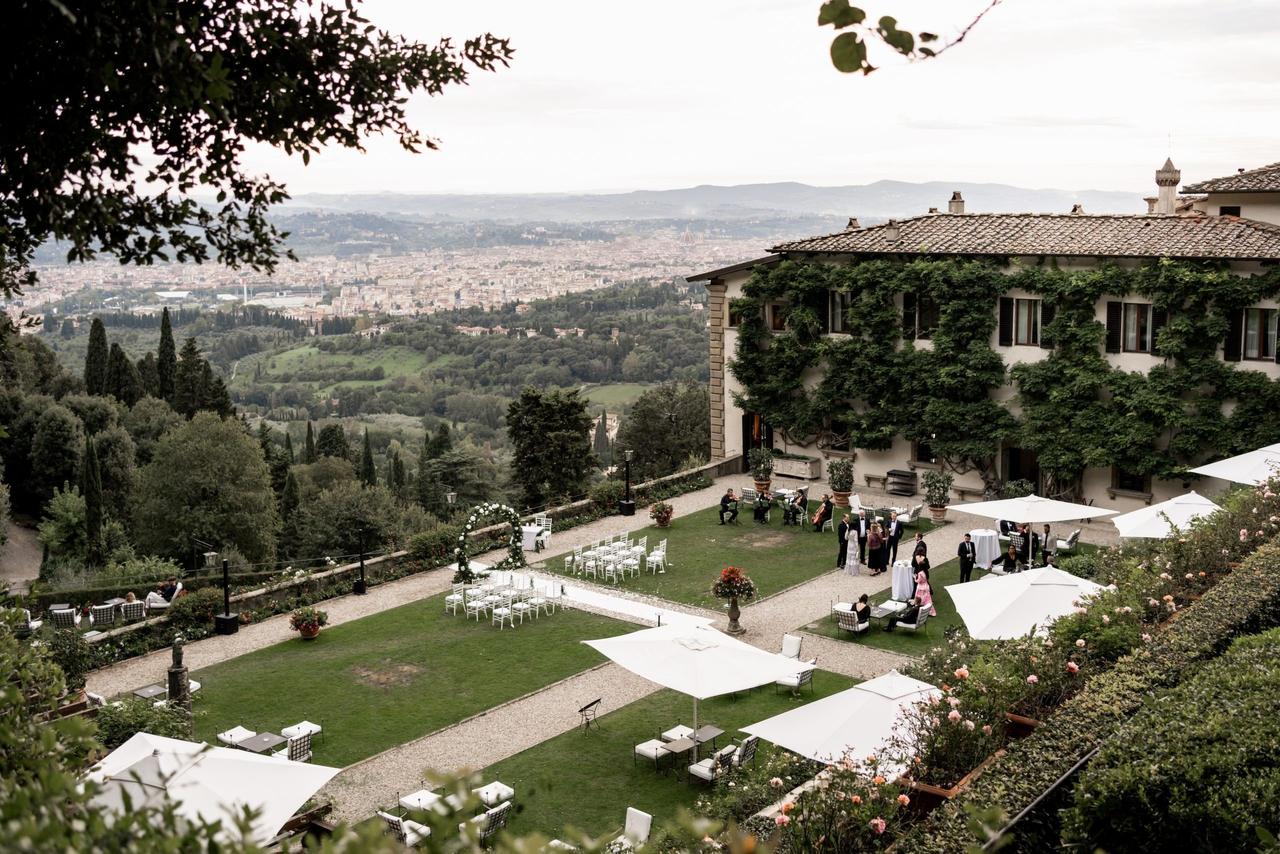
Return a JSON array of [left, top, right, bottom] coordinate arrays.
[[1026, 674, 1039, 685], [869, 817, 887, 834], [1240, 528, 1249, 542], [964, 719, 976, 730], [948, 709, 962, 722], [981, 724, 993, 735], [1076, 638, 1086, 648], [775, 814, 790, 826], [769, 777, 784, 789], [851, 794, 862, 804], [1066, 661, 1080, 674], [947, 696, 961, 708], [954, 666, 970, 680], [1101, 615, 1110, 624], [1142, 633, 1152, 642]]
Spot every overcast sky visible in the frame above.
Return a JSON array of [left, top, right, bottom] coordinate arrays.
[[240, 0, 1280, 196]]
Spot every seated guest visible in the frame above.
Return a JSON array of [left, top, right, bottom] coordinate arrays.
[[124, 591, 137, 603], [783, 490, 806, 526], [753, 490, 772, 524], [853, 593, 871, 626], [160, 577, 178, 601], [998, 544, 1023, 573], [719, 488, 739, 525], [812, 494, 834, 532], [885, 598, 921, 632]]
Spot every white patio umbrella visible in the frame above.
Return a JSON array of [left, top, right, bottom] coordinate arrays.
[[946, 566, 1104, 640], [743, 670, 939, 776], [87, 732, 340, 844], [584, 623, 806, 757], [945, 494, 1117, 524], [1111, 491, 1221, 539], [1188, 443, 1280, 486]]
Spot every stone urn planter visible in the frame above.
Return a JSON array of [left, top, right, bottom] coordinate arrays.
[[827, 459, 855, 508], [922, 470, 955, 524], [832, 490, 852, 508], [748, 447, 775, 496], [712, 566, 756, 636], [726, 596, 745, 634]]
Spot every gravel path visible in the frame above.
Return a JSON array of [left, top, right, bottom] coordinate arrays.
[[0, 521, 41, 595]]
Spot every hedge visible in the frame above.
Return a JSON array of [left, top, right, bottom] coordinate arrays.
[[1062, 626, 1280, 851], [895, 540, 1280, 854]]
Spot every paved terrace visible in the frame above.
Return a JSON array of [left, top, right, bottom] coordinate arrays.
[[84, 474, 1121, 822]]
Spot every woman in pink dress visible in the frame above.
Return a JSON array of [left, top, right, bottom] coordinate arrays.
[[915, 570, 937, 616]]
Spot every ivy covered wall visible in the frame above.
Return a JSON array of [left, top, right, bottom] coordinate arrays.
[[728, 258, 1280, 498]]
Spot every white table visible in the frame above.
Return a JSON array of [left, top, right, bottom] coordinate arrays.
[[970, 529, 1000, 569], [891, 560, 915, 601], [520, 524, 547, 552]]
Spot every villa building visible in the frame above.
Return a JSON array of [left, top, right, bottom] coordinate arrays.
[[689, 160, 1280, 510]]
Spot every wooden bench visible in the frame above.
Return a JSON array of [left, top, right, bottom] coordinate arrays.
[[863, 474, 889, 490]]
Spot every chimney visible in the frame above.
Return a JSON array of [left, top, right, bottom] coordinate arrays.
[[1070, 204, 1085, 215], [1154, 157, 1180, 214], [884, 219, 901, 241], [928, 207, 939, 214], [845, 217, 861, 230], [1144, 196, 1158, 214], [948, 191, 965, 214]]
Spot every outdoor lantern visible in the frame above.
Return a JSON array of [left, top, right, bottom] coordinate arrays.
[[202, 551, 219, 569], [620, 450, 636, 516], [446, 491, 457, 505]]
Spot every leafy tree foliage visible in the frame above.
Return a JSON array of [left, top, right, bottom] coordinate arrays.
[[593, 411, 612, 468], [417, 443, 502, 518], [291, 481, 402, 560], [615, 381, 709, 480], [83, 317, 109, 396], [37, 484, 87, 562], [316, 423, 351, 460], [82, 435, 103, 564], [360, 429, 377, 486], [172, 337, 232, 418], [133, 412, 279, 564], [61, 393, 123, 436], [506, 386, 594, 508], [93, 424, 137, 519], [121, 396, 181, 465], [817, 0, 997, 74], [2, 0, 513, 297], [30, 404, 84, 507], [136, 350, 160, 398], [303, 420, 317, 463], [105, 342, 143, 406], [292, 456, 358, 500]]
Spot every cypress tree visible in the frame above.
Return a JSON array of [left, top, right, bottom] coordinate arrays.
[[392, 451, 406, 498], [593, 412, 611, 467], [284, 432, 295, 463], [83, 317, 108, 395], [105, 342, 143, 406], [82, 436, 103, 565], [157, 307, 176, 401], [303, 421, 317, 463], [281, 469, 301, 520], [136, 351, 160, 397], [359, 429, 376, 486], [173, 337, 203, 417]]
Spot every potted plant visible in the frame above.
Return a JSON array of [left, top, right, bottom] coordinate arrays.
[[289, 606, 328, 640], [827, 458, 854, 507], [649, 500, 674, 528], [748, 447, 775, 494], [711, 565, 757, 634], [923, 470, 954, 523]]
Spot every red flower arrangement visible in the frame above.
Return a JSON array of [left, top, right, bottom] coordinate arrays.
[[712, 565, 758, 601]]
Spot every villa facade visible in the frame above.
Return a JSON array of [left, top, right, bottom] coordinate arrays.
[[689, 160, 1280, 510]]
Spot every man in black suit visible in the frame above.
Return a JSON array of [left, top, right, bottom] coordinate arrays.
[[719, 488, 739, 525], [855, 509, 871, 564], [885, 598, 921, 632], [885, 511, 905, 564], [957, 532, 977, 583], [911, 531, 927, 557], [836, 513, 851, 569]]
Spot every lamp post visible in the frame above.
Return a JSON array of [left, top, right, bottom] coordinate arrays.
[[354, 531, 367, 595], [213, 558, 239, 636], [619, 449, 636, 516]]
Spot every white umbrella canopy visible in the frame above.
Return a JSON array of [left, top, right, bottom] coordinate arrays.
[[743, 670, 939, 774], [87, 732, 340, 844], [946, 566, 1105, 640], [585, 624, 807, 757], [1189, 443, 1280, 486], [1111, 491, 1221, 539], [945, 494, 1117, 524]]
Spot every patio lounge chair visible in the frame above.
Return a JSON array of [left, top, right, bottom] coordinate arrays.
[[779, 633, 803, 660], [272, 732, 313, 762], [216, 725, 256, 747], [119, 600, 147, 622], [897, 611, 930, 633], [12, 609, 42, 637], [688, 745, 737, 784], [776, 662, 816, 695], [473, 781, 515, 808], [611, 807, 653, 850], [379, 811, 430, 848], [460, 801, 512, 845], [282, 720, 323, 742], [633, 738, 670, 771], [1055, 528, 1082, 555], [50, 608, 81, 629], [89, 603, 117, 626], [835, 609, 870, 637]]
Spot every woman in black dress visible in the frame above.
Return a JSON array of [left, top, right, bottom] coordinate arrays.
[[867, 522, 887, 576]]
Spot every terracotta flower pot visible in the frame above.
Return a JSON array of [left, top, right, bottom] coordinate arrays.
[[928, 505, 949, 523], [831, 489, 852, 508], [298, 625, 320, 640], [753, 479, 772, 495]]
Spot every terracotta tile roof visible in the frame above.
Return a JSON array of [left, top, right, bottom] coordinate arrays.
[[1182, 162, 1280, 193], [771, 213, 1280, 260]]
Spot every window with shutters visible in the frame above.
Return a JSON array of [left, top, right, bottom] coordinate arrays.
[[769, 304, 786, 331], [829, 291, 852, 334], [1122, 303, 1153, 353], [1014, 299, 1040, 345], [902, 293, 939, 340], [1243, 308, 1277, 360], [1112, 466, 1151, 494]]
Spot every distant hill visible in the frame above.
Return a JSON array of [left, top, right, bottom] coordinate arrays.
[[283, 180, 1146, 222]]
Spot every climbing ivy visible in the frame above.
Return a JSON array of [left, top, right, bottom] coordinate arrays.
[[730, 257, 1280, 500]]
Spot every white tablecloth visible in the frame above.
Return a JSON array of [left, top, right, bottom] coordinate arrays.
[[521, 524, 548, 552], [891, 560, 915, 601], [970, 529, 1000, 569]]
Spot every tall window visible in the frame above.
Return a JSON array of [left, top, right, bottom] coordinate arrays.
[[829, 291, 852, 334], [912, 441, 937, 465], [916, 295, 940, 339], [1244, 307, 1277, 360], [1123, 303, 1152, 353], [1113, 466, 1150, 494], [1014, 298, 1040, 346], [769, 304, 786, 331]]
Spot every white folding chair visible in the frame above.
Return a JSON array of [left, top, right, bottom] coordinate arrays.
[[492, 596, 516, 630], [445, 583, 468, 615]]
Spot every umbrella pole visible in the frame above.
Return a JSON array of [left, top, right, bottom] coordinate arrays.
[[693, 698, 699, 762]]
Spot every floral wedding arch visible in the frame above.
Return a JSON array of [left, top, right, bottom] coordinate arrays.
[[454, 502, 527, 583]]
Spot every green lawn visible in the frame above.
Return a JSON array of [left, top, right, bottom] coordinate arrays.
[[541, 503, 938, 610], [187, 593, 632, 766], [802, 542, 1102, 655], [233, 344, 431, 393], [581, 382, 652, 407], [479, 670, 855, 839]]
